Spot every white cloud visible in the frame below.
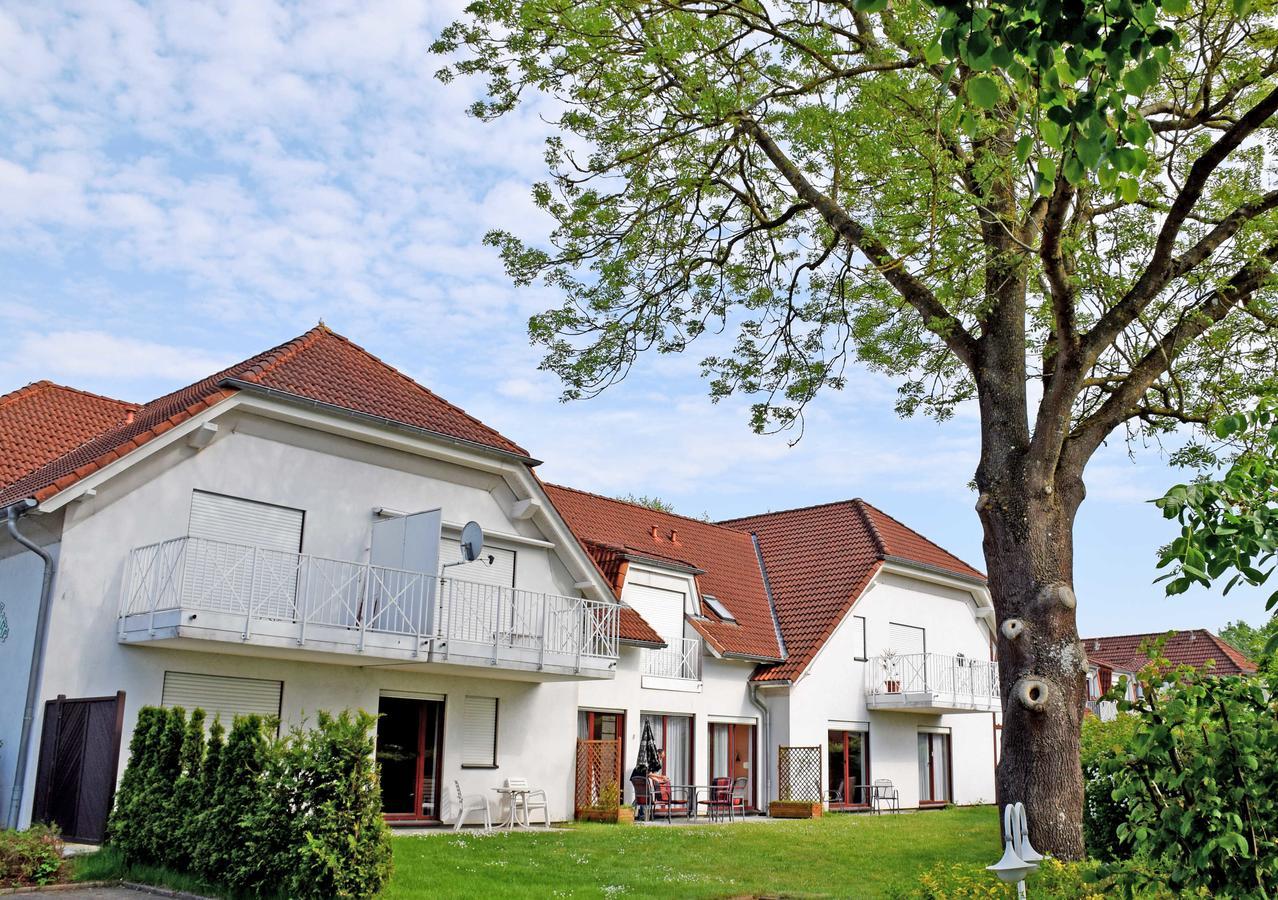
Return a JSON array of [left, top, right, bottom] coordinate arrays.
[[10, 330, 235, 383]]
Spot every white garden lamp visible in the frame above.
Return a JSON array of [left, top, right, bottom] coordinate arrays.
[[987, 803, 1041, 898]]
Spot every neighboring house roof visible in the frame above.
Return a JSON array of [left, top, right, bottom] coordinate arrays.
[[0, 326, 528, 507], [1083, 629, 1257, 675], [0, 381, 138, 489], [722, 499, 986, 683], [542, 483, 785, 661]]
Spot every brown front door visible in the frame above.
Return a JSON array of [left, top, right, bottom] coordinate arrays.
[[377, 696, 444, 821]]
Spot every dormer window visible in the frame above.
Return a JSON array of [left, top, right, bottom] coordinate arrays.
[[702, 594, 736, 623]]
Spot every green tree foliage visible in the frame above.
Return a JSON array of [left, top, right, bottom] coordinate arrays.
[[1158, 399, 1278, 660], [1101, 660, 1278, 895], [616, 493, 679, 514], [1221, 615, 1278, 667], [109, 708, 390, 900], [436, 0, 1278, 859]]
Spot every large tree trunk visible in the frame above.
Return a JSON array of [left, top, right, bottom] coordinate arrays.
[[978, 450, 1089, 860]]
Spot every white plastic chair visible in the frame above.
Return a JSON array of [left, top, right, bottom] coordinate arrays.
[[452, 780, 491, 832], [504, 777, 551, 828]]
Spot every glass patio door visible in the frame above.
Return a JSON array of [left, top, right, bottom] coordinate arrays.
[[377, 696, 444, 820], [709, 722, 755, 810], [827, 729, 870, 807], [917, 732, 951, 805]]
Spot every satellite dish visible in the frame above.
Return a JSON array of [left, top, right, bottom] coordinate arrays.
[[459, 521, 485, 563]]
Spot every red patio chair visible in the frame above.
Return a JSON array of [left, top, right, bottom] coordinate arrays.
[[648, 774, 690, 821], [697, 776, 732, 821]]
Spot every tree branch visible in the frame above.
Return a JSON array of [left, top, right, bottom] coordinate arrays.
[[739, 114, 980, 370]]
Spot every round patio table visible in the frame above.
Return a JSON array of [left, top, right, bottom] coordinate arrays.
[[492, 786, 530, 829]]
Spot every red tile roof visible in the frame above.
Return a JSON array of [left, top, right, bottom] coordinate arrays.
[[0, 326, 528, 507], [542, 484, 784, 661], [1083, 630, 1257, 675], [722, 499, 985, 682], [0, 382, 137, 489]]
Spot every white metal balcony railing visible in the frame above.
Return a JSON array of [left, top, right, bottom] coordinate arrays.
[[120, 536, 620, 667], [642, 637, 702, 680], [867, 651, 1000, 702]]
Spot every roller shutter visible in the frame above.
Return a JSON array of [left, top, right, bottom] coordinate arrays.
[[888, 622, 926, 656], [441, 539, 515, 587], [161, 671, 282, 724], [461, 696, 498, 767], [624, 584, 686, 644], [188, 491, 303, 552]]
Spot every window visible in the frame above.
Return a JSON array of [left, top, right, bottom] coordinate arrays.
[[640, 713, 692, 783], [462, 696, 498, 767], [627, 585, 687, 645], [578, 710, 623, 744], [161, 671, 282, 726], [918, 732, 951, 804], [850, 616, 867, 661], [827, 728, 870, 807], [709, 722, 755, 808], [701, 594, 736, 623], [888, 622, 926, 656], [441, 539, 516, 587]]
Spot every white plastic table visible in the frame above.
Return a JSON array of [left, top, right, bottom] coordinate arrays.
[[492, 786, 530, 829]]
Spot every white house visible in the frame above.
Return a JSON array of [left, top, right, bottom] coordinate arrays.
[[0, 326, 1000, 841]]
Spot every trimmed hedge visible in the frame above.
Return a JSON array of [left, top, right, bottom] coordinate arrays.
[[108, 706, 391, 899]]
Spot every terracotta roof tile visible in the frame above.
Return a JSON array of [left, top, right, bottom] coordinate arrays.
[[0, 382, 137, 489], [722, 499, 985, 682], [1082, 630, 1257, 675], [0, 326, 527, 507], [542, 484, 784, 661]]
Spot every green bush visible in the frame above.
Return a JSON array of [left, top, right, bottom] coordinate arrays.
[[1102, 663, 1278, 896], [108, 706, 391, 900], [1079, 713, 1139, 861], [0, 824, 64, 887]]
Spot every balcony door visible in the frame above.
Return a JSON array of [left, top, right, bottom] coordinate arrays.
[[186, 491, 304, 620], [640, 713, 692, 784], [827, 729, 870, 808], [377, 695, 444, 821]]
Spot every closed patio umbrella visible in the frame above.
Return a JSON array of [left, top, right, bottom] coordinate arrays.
[[637, 719, 663, 774]]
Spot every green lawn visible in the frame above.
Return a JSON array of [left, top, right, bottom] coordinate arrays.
[[387, 805, 999, 899]]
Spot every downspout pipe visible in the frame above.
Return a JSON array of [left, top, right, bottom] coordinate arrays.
[[748, 682, 771, 808], [5, 499, 55, 831]]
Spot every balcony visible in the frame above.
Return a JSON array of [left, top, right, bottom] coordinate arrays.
[[640, 637, 702, 692], [866, 652, 1000, 714], [117, 536, 619, 680]]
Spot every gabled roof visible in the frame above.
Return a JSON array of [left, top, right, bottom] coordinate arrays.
[[542, 484, 784, 661], [721, 499, 985, 682], [0, 382, 138, 489], [1083, 629, 1257, 675], [0, 326, 528, 507]]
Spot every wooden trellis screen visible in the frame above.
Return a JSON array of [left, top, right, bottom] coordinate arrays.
[[575, 738, 622, 817], [777, 745, 823, 803]]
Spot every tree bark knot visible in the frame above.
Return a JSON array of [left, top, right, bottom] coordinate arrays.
[[1001, 618, 1026, 640], [1036, 583, 1076, 610], [1014, 677, 1051, 711]]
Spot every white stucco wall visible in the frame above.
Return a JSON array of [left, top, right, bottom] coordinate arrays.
[[785, 570, 998, 809], [8, 407, 596, 825]]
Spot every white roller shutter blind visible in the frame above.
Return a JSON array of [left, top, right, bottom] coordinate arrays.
[[441, 538, 516, 587], [189, 491, 304, 552], [462, 696, 498, 767], [888, 622, 926, 656], [849, 615, 867, 660], [161, 671, 282, 724], [624, 584, 686, 644]]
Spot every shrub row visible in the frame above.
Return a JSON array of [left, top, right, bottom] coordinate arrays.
[[108, 706, 392, 899]]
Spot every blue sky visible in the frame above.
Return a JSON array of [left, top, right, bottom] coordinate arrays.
[[0, 1, 1268, 638]]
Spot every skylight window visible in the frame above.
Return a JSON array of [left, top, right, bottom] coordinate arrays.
[[701, 594, 736, 623]]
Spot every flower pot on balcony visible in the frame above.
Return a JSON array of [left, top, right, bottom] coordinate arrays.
[[885, 679, 902, 693]]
